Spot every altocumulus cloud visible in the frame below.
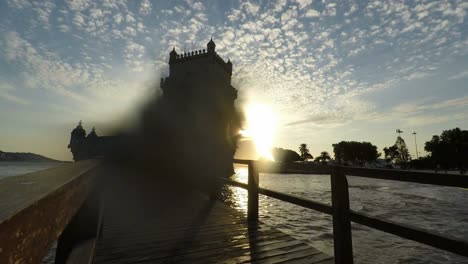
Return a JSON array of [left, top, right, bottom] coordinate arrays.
[[0, 0, 467, 129]]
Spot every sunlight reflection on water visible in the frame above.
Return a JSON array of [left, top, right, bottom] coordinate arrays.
[[223, 170, 468, 264]]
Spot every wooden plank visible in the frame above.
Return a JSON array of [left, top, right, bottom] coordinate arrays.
[[0, 160, 100, 263], [92, 182, 332, 264]]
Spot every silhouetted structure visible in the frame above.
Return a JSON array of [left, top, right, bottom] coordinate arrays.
[[137, 39, 240, 178], [68, 39, 241, 181], [68, 121, 116, 161]]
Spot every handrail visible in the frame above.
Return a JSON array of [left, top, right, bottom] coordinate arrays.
[[0, 160, 102, 264], [227, 159, 468, 264]]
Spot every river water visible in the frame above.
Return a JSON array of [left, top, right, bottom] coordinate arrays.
[[225, 165, 468, 264], [0, 162, 65, 179]]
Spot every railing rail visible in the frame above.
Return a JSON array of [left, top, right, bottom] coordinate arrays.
[[225, 159, 468, 264], [0, 160, 102, 264]]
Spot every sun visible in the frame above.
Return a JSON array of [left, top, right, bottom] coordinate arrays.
[[240, 104, 276, 161]]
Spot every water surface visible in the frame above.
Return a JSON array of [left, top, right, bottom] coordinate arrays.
[[0, 162, 64, 179], [225, 165, 468, 264]]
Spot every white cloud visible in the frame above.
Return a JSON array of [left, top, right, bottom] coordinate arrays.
[[294, 0, 312, 9], [58, 24, 70, 32], [0, 81, 28, 105], [66, 0, 91, 11], [7, 0, 31, 9], [1, 31, 88, 101], [192, 1, 204, 11], [113, 13, 123, 24], [242, 2, 260, 15], [72, 13, 85, 27], [89, 8, 104, 19], [2, 0, 467, 135], [139, 0, 152, 15], [448, 70, 468, 80], [124, 41, 146, 72], [304, 8, 320, 17]]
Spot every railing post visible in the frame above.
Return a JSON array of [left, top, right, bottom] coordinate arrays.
[[247, 161, 259, 222], [331, 166, 354, 264]]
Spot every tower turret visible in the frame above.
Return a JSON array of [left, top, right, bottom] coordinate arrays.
[[169, 47, 177, 63], [68, 120, 87, 161], [227, 59, 232, 73], [87, 127, 98, 139], [207, 38, 216, 54], [69, 120, 86, 146]]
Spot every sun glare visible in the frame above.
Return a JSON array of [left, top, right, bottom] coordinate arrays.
[[240, 104, 276, 161]]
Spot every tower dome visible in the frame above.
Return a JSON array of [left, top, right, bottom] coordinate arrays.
[[87, 126, 98, 139], [71, 120, 86, 138]]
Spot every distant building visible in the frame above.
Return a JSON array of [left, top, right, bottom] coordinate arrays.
[[68, 121, 115, 161]]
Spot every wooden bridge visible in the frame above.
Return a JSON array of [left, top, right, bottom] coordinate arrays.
[[1, 159, 468, 263]]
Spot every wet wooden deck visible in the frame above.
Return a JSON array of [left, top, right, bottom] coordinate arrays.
[[92, 170, 333, 264]]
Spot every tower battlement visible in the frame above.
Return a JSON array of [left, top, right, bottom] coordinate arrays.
[[168, 39, 232, 74]]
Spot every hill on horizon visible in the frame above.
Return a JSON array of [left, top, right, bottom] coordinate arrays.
[[0, 150, 64, 162]]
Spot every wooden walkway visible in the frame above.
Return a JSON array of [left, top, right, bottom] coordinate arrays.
[[92, 168, 332, 264]]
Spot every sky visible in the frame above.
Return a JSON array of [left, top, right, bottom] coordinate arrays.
[[0, 0, 467, 161]]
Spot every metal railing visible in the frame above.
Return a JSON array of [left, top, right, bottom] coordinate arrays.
[[219, 159, 468, 264]]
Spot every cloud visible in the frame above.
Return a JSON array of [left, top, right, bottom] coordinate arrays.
[[364, 95, 468, 128], [72, 13, 85, 27], [65, 0, 91, 11], [6, 0, 31, 9], [448, 70, 468, 80], [0, 81, 28, 105], [58, 24, 70, 32], [1, 0, 467, 134], [294, 0, 312, 9], [304, 9, 320, 17], [242, 2, 260, 15], [139, 0, 152, 15], [1, 31, 88, 101]]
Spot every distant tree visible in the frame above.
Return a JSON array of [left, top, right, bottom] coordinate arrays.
[[332, 141, 380, 166], [395, 136, 411, 163], [315, 151, 331, 164], [383, 145, 399, 163], [383, 136, 411, 167], [425, 128, 468, 173], [299, 143, 312, 162], [272, 147, 302, 162]]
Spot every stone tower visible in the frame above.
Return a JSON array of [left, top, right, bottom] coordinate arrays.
[[155, 39, 240, 178], [161, 38, 236, 104]]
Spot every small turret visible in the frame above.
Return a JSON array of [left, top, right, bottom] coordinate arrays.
[[227, 59, 232, 73], [207, 38, 216, 54], [87, 127, 98, 140], [169, 47, 177, 63]]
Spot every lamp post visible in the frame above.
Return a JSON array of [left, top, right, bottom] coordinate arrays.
[[412, 131, 419, 159]]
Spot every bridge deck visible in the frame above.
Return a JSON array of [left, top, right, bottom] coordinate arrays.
[[92, 169, 332, 264]]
